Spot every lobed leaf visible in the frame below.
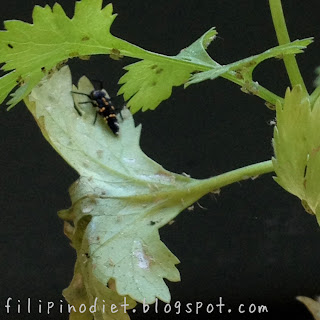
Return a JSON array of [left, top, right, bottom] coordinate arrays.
[[0, 0, 123, 108], [63, 224, 136, 320], [0, 0, 219, 113], [118, 60, 193, 113], [25, 66, 213, 304], [1, 0, 302, 114], [272, 85, 320, 223], [118, 28, 217, 113]]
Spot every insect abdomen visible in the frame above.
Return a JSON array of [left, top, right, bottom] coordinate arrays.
[[105, 115, 120, 135], [98, 100, 119, 135]]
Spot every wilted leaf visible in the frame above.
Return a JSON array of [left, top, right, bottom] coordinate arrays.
[[24, 66, 216, 304]]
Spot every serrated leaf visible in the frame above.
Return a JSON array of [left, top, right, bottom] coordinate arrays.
[[272, 85, 320, 223], [24, 66, 213, 304], [0, 0, 125, 108], [63, 223, 136, 320], [118, 29, 217, 113], [0, 0, 219, 112], [187, 38, 313, 86], [118, 60, 193, 113]]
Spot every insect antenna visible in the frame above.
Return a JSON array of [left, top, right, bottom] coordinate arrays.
[[71, 91, 91, 98]]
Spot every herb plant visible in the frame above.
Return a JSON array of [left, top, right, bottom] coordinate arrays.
[[1, 0, 319, 319]]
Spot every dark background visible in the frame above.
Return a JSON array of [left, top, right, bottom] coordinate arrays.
[[1, 0, 320, 319]]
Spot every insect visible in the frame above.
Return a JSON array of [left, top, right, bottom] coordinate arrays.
[[72, 84, 121, 135]]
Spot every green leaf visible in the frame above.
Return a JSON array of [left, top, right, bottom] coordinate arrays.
[[63, 219, 136, 320], [0, 0, 289, 113], [118, 60, 192, 113], [176, 28, 218, 66], [272, 85, 320, 223], [0, 0, 123, 108], [24, 66, 212, 304], [0, 0, 218, 112], [118, 28, 217, 113], [186, 38, 313, 86]]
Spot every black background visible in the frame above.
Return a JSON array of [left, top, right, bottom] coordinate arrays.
[[1, 0, 320, 319]]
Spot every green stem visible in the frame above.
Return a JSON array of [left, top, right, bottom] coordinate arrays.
[[269, 0, 307, 94], [222, 71, 283, 106], [193, 160, 274, 195]]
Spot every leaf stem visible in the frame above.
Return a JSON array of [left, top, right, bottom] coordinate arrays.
[[193, 160, 274, 195], [222, 71, 284, 106], [269, 0, 308, 94], [131, 160, 275, 211]]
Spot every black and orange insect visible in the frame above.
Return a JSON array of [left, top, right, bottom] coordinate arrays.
[[72, 84, 121, 135]]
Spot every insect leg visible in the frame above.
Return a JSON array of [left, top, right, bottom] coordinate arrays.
[[71, 91, 91, 98], [119, 110, 124, 120], [72, 91, 92, 115], [113, 103, 124, 120], [93, 112, 98, 125], [73, 104, 82, 116]]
